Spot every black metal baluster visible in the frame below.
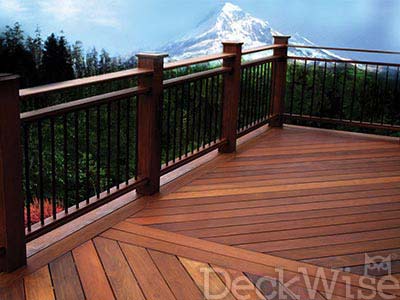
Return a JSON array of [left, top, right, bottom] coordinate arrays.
[[74, 112, 79, 209], [320, 61, 328, 118], [23, 124, 32, 231], [107, 103, 111, 193], [50, 118, 56, 218], [339, 63, 348, 120], [63, 115, 68, 213], [125, 98, 130, 184], [265, 62, 271, 118], [116, 100, 121, 189], [238, 70, 244, 130], [217, 75, 223, 140], [360, 64, 368, 123], [300, 59, 307, 116], [38, 120, 44, 225], [290, 60, 297, 116], [96, 106, 101, 198], [310, 60, 317, 117], [381, 66, 390, 125], [332, 62, 338, 118], [203, 77, 210, 144], [172, 87, 178, 162], [254, 65, 261, 123], [165, 88, 172, 165], [197, 79, 204, 150], [244, 67, 252, 127], [135, 96, 139, 179], [268, 62, 274, 118], [250, 66, 258, 125], [350, 64, 357, 122], [209, 76, 216, 142], [369, 65, 379, 124], [178, 85, 184, 159], [185, 82, 191, 156], [191, 81, 197, 153], [85, 109, 90, 203]]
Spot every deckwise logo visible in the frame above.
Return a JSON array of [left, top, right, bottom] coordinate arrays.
[[200, 254, 400, 300], [364, 254, 392, 277]]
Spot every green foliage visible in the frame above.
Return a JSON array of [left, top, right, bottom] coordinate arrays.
[[0, 23, 137, 88], [285, 60, 400, 136]]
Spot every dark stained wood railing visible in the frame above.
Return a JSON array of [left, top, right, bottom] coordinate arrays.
[[1, 35, 399, 272]]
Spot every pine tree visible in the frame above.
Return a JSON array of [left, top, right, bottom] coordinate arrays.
[[26, 27, 43, 69], [86, 47, 99, 76], [71, 41, 86, 78], [0, 23, 37, 87], [41, 33, 74, 84], [99, 49, 112, 74]]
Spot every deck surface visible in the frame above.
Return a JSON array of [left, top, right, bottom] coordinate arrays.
[[1, 126, 400, 299], [131, 126, 400, 278]]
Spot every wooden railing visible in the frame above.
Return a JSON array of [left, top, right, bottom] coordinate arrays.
[[285, 45, 400, 132], [1, 35, 399, 272]]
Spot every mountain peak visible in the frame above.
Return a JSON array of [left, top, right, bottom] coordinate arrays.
[[221, 2, 242, 14], [163, 3, 339, 61]]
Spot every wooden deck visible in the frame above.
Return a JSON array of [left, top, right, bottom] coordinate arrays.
[[1, 125, 400, 299], [130, 126, 400, 278]]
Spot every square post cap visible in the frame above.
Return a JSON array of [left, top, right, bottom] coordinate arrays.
[[273, 36, 291, 44], [136, 53, 169, 59]]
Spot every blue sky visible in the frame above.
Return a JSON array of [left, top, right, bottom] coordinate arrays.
[[1, 0, 399, 61]]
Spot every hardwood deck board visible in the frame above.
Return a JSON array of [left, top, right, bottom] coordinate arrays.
[[139, 189, 400, 217], [130, 194, 400, 224], [149, 202, 400, 232], [176, 210, 400, 238], [93, 237, 145, 300], [48, 253, 85, 300], [0, 279, 25, 300], [206, 219, 400, 246], [72, 240, 115, 300], [179, 257, 237, 300], [24, 267, 55, 300], [148, 250, 205, 300], [119, 243, 176, 300]]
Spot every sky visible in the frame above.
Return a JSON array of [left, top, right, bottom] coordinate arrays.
[[0, 0, 399, 61]]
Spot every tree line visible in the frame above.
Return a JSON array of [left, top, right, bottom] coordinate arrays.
[[0, 23, 137, 88]]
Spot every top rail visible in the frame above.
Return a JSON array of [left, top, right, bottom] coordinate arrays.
[[289, 44, 400, 55], [19, 67, 153, 99], [164, 53, 235, 70], [242, 44, 286, 55]]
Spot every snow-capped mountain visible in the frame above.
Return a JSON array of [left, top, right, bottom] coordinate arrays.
[[163, 3, 342, 61]]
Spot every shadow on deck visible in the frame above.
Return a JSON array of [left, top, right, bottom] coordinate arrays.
[[1, 125, 400, 300]]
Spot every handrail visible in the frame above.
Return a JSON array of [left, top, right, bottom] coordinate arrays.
[[19, 68, 153, 99], [242, 44, 286, 55], [164, 53, 235, 70], [163, 67, 231, 87], [20, 86, 149, 122], [241, 55, 283, 67], [289, 44, 400, 55], [287, 55, 400, 68]]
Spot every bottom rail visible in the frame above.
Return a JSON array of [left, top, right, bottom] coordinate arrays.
[[284, 113, 400, 132], [25, 177, 148, 242]]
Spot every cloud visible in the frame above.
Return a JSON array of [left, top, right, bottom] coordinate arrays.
[[38, 0, 121, 28], [0, 0, 26, 13]]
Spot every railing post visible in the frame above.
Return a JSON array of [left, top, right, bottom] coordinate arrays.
[[219, 41, 243, 153], [0, 74, 26, 272], [270, 35, 290, 127], [136, 53, 168, 195]]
